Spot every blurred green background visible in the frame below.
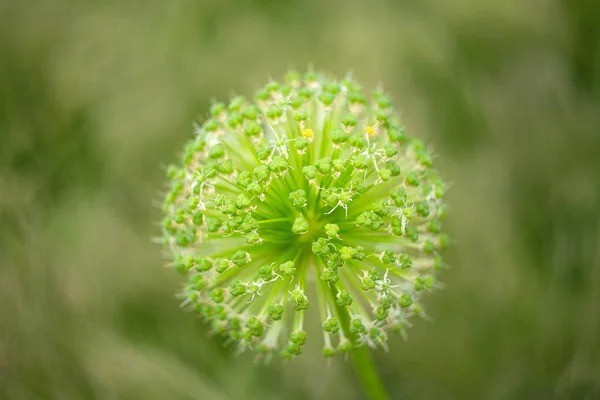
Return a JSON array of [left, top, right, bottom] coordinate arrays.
[[2, 0, 599, 399]]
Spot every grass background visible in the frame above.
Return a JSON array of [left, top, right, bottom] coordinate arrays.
[[1, 0, 599, 399]]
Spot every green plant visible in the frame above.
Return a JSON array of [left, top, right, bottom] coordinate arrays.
[[161, 70, 448, 399]]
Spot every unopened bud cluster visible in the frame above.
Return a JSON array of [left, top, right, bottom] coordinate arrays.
[[161, 70, 448, 359]]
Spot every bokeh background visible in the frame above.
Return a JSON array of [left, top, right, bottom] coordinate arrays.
[[2, 0, 600, 399]]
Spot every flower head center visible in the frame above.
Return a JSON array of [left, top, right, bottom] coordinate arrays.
[[296, 217, 326, 244]]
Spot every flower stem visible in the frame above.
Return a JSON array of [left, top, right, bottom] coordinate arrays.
[[350, 345, 389, 400]]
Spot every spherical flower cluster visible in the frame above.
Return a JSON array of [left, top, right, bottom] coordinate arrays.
[[161, 70, 448, 359]]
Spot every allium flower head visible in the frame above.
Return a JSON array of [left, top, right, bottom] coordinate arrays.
[[161, 70, 448, 359]]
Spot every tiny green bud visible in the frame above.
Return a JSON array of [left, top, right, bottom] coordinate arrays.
[[209, 144, 225, 160], [279, 261, 296, 275], [292, 216, 309, 235], [289, 189, 307, 208], [336, 290, 353, 306], [324, 223, 339, 239]]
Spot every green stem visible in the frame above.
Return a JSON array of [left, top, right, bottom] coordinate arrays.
[[350, 345, 389, 400]]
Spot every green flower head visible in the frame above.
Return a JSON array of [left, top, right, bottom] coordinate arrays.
[[161, 70, 448, 359]]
